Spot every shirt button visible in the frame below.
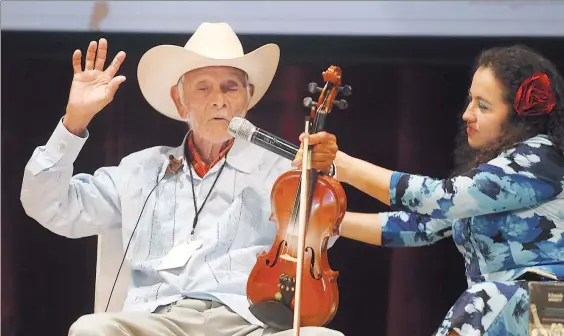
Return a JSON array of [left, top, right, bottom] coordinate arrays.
[[59, 143, 66, 151], [144, 298, 148, 303]]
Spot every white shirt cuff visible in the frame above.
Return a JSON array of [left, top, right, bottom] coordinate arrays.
[[43, 118, 89, 166]]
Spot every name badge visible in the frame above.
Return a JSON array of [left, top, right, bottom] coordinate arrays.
[[157, 240, 203, 271]]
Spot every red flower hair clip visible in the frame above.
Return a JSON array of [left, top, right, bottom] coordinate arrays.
[[514, 72, 556, 116]]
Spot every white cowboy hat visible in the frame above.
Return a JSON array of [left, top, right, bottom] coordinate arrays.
[[137, 22, 280, 122]]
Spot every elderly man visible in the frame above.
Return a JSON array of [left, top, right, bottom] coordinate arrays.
[[20, 23, 343, 336]]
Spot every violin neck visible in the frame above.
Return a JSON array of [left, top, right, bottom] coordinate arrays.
[[310, 111, 327, 136], [302, 114, 321, 209]]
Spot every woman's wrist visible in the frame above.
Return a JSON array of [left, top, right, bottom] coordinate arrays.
[[334, 150, 353, 184]]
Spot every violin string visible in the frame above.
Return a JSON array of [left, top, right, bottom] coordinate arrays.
[[286, 87, 328, 260], [282, 117, 311, 268], [287, 114, 312, 259], [283, 85, 329, 272]]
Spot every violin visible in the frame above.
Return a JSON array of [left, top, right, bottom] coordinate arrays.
[[247, 66, 351, 332]]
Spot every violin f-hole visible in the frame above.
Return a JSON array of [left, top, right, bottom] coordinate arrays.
[[305, 247, 322, 280], [266, 240, 287, 267]]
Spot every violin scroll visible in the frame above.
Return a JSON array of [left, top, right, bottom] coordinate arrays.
[[304, 66, 352, 120]]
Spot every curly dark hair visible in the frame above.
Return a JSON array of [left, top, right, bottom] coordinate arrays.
[[452, 44, 564, 176]]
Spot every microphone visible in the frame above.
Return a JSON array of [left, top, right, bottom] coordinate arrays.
[[228, 117, 299, 161]]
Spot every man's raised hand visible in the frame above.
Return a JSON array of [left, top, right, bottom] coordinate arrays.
[[63, 38, 126, 135]]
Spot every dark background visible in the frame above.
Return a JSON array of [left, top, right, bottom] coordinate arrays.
[[3, 31, 564, 336]]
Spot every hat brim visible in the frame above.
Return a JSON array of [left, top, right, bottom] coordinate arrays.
[[137, 43, 280, 122]]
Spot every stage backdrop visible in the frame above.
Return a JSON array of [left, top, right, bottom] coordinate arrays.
[[3, 0, 564, 36], [2, 30, 564, 336]]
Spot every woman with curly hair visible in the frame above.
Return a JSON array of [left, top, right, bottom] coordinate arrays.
[[297, 45, 564, 335]]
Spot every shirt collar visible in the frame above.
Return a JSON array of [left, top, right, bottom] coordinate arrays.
[[163, 132, 266, 176], [225, 136, 267, 174], [186, 133, 234, 177]]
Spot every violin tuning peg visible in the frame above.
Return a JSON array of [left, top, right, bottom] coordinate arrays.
[[339, 85, 352, 96], [333, 99, 348, 110], [308, 82, 322, 94], [303, 97, 317, 108]]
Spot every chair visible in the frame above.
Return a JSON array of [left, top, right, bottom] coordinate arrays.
[[94, 228, 130, 313]]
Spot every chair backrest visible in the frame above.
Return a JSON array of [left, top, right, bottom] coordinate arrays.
[[94, 228, 130, 313]]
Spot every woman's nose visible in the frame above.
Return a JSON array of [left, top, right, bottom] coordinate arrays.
[[462, 106, 475, 122]]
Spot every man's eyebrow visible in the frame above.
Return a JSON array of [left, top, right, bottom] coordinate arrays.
[[192, 79, 211, 87], [225, 79, 241, 85]]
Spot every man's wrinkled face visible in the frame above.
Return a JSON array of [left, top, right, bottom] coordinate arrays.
[[171, 66, 254, 143]]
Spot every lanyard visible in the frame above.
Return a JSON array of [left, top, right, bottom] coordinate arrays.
[[187, 152, 228, 236]]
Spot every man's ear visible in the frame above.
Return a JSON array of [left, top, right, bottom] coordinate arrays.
[[249, 83, 255, 98], [170, 85, 188, 119]]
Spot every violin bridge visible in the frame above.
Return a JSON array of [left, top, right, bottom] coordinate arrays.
[[280, 254, 297, 263]]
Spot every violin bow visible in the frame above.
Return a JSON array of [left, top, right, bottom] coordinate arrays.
[[293, 116, 312, 336]]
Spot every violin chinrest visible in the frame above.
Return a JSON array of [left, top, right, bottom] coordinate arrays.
[[250, 300, 294, 331]]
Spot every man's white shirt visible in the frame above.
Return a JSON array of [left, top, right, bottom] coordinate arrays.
[[20, 119, 338, 326]]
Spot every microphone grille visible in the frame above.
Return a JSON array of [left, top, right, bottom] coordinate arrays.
[[228, 117, 255, 140]]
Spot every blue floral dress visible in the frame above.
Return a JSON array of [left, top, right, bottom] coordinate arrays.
[[382, 134, 564, 335]]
